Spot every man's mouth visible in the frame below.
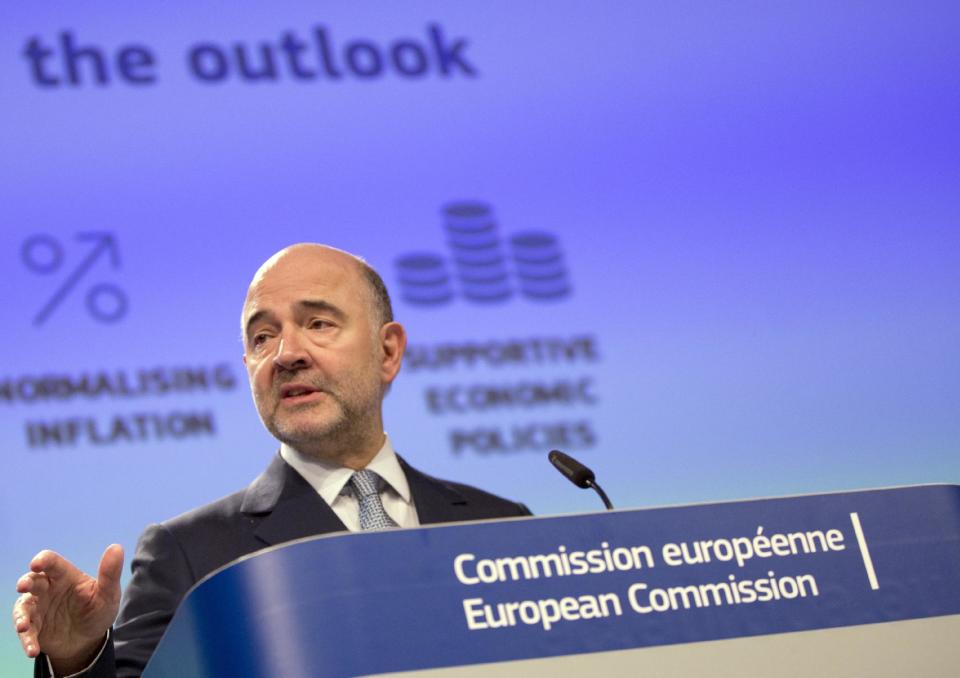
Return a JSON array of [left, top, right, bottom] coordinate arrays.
[[279, 384, 325, 403]]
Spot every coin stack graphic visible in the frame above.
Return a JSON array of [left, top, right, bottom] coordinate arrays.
[[393, 253, 453, 306], [509, 231, 571, 300], [443, 202, 513, 303]]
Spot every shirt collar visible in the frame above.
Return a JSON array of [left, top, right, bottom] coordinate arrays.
[[279, 434, 411, 505]]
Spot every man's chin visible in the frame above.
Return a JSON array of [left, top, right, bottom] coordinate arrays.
[[271, 419, 346, 449]]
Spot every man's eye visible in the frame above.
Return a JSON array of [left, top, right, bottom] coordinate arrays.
[[251, 333, 270, 347], [309, 319, 331, 330]]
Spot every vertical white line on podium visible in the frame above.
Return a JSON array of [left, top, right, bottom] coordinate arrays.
[[850, 512, 879, 590]]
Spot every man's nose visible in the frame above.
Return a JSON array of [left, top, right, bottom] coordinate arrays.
[[273, 329, 311, 371]]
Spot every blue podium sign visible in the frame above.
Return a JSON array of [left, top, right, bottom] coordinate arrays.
[[144, 485, 960, 677]]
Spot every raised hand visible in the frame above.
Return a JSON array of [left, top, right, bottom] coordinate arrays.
[[13, 545, 124, 674]]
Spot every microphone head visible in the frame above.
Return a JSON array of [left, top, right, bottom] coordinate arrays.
[[548, 449, 595, 489]]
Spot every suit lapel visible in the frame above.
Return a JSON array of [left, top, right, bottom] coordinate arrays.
[[251, 490, 347, 547], [240, 452, 472, 543], [400, 456, 469, 525], [242, 453, 348, 546]]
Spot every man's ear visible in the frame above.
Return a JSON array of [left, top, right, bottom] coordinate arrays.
[[380, 321, 407, 384]]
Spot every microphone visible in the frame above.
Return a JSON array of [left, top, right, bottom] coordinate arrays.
[[548, 449, 614, 510]]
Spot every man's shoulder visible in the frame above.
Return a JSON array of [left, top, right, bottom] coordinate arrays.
[[161, 487, 249, 532], [145, 458, 293, 577], [158, 454, 289, 534], [436, 476, 529, 511], [132, 482, 286, 587], [402, 460, 532, 520]]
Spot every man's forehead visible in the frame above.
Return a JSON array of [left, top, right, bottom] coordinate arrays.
[[249, 245, 358, 293], [253, 245, 356, 283], [241, 245, 368, 327]]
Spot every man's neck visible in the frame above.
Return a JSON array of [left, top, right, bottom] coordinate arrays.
[[294, 431, 386, 469]]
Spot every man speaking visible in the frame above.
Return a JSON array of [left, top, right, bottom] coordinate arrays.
[[13, 244, 530, 677]]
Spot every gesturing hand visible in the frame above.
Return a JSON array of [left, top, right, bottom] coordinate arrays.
[[13, 545, 124, 674]]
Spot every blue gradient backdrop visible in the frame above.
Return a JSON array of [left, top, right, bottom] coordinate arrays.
[[2, 2, 959, 671]]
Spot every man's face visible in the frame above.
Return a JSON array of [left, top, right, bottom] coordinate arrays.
[[242, 247, 400, 459]]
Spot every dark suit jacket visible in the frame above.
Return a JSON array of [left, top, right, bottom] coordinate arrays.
[[37, 454, 530, 678]]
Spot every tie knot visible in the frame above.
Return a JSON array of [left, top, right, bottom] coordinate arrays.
[[350, 469, 382, 499]]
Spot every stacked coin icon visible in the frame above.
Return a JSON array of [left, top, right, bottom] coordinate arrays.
[[394, 253, 453, 306], [509, 231, 571, 300], [443, 202, 513, 303]]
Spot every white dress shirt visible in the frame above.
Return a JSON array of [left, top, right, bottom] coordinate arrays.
[[279, 434, 420, 530]]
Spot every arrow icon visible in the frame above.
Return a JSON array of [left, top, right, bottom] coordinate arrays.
[[25, 232, 126, 326]]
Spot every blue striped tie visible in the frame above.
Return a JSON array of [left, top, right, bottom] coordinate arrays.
[[350, 469, 399, 530]]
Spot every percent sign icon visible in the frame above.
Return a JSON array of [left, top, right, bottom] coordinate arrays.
[[21, 232, 128, 326]]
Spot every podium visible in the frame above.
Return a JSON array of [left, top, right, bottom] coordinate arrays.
[[144, 485, 960, 677]]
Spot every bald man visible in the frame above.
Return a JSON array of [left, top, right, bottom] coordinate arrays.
[[14, 245, 531, 677]]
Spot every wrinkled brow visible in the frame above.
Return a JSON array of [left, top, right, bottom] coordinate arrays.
[[243, 308, 275, 340], [297, 299, 347, 321], [244, 299, 347, 339]]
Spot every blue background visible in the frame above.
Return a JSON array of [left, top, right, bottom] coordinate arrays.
[[2, 1, 959, 671]]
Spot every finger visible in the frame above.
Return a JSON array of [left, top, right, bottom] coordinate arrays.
[[19, 624, 41, 658], [13, 595, 41, 657], [12, 594, 32, 631], [13, 594, 37, 632], [97, 544, 124, 596], [29, 549, 77, 580], [15, 571, 49, 596], [13, 583, 48, 634]]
